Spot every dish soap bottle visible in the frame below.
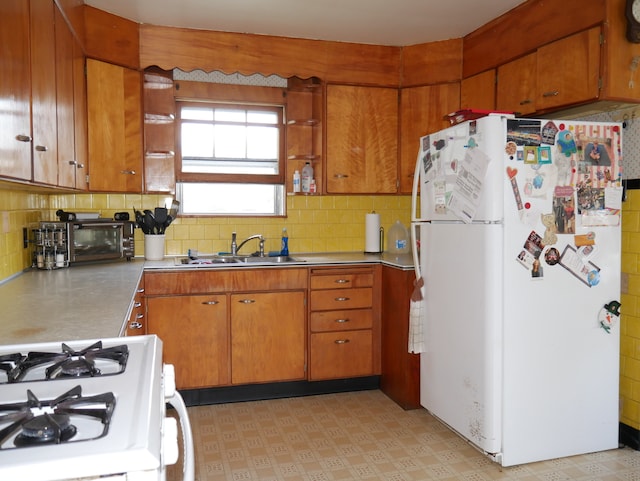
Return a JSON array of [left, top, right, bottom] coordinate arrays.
[[387, 220, 410, 254], [280, 228, 289, 256], [293, 170, 301, 193]]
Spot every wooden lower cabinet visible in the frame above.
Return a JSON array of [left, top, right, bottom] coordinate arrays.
[[231, 291, 306, 384], [308, 266, 380, 380], [144, 268, 307, 390], [380, 266, 420, 409], [125, 275, 146, 336], [147, 294, 229, 390]]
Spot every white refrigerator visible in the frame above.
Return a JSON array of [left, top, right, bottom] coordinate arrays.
[[410, 114, 623, 466]]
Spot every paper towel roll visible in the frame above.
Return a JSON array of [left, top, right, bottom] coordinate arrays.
[[365, 213, 382, 253]]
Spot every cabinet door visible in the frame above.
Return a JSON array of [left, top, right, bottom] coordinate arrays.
[[536, 27, 601, 111], [147, 295, 229, 389], [30, 0, 58, 185], [326, 85, 398, 193], [87, 59, 143, 192], [231, 291, 306, 384], [310, 330, 373, 380], [496, 53, 537, 115], [55, 7, 76, 189], [72, 40, 88, 190], [399, 83, 460, 194], [0, 0, 31, 180], [460, 69, 496, 110]]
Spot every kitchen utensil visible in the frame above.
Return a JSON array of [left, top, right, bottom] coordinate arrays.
[[169, 199, 180, 219], [143, 210, 156, 234], [154, 207, 168, 233]]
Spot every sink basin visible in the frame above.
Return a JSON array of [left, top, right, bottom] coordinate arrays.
[[239, 255, 301, 263], [175, 255, 302, 266]]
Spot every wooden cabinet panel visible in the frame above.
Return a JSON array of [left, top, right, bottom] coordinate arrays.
[[399, 83, 460, 194], [125, 276, 146, 336], [0, 0, 31, 180], [145, 268, 308, 295], [310, 287, 373, 311], [147, 294, 229, 389], [326, 84, 398, 194], [231, 291, 306, 384], [496, 53, 537, 115], [380, 266, 420, 409], [460, 69, 496, 110], [310, 309, 372, 332], [310, 330, 373, 380], [536, 27, 601, 111], [30, 0, 58, 186], [87, 59, 143, 192], [72, 39, 88, 189]]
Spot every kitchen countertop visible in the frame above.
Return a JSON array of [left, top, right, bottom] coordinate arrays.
[[0, 252, 413, 346]]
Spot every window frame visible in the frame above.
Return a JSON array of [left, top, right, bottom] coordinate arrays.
[[174, 81, 287, 185]]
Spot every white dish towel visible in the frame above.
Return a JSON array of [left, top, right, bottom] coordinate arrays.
[[408, 277, 425, 354]]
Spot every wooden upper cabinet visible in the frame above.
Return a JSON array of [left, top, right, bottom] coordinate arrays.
[[399, 83, 460, 194], [460, 69, 496, 110], [536, 27, 601, 111], [496, 53, 537, 115], [0, 0, 31, 181], [326, 84, 398, 194], [87, 59, 143, 193], [30, 0, 58, 186]]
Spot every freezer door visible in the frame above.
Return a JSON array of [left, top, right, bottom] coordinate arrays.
[[413, 116, 506, 223], [419, 222, 502, 455]]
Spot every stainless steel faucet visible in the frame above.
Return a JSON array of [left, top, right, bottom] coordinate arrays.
[[231, 232, 265, 257]]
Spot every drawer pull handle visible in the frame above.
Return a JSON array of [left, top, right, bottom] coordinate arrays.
[[16, 134, 32, 142], [136, 288, 145, 293], [129, 321, 143, 329], [334, 279, 350, 284], [238, 299, 256, 304], [334, 339, 350, 344], [136, 313, 144, 319], [134, 302, 142, 308], [335, 297, 350, 301], [542, 90, 559, 98], [202, 300, 220, 305], [335, 318, 349, 323], [121, 169, 137, 175], [35, 145, 48, 152]]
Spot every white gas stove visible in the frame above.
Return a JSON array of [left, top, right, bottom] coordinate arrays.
[[0, 335, 193, 481]]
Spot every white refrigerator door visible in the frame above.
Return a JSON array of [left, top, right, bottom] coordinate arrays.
[[419, 221, 502, 456], [412, 115, 507, 224], [500, 121, 621, 466]]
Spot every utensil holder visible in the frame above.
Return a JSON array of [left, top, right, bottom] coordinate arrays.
[[144, 234, 165, 261]]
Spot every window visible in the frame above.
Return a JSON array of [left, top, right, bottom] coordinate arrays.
[[175, 80, 287, 216]]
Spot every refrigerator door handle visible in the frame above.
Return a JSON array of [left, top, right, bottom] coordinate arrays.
[[410, 222, 423, 283], [411, 147, 422, 222]]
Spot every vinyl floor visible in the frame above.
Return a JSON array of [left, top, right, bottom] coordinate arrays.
[[167, 389, 640, 481]]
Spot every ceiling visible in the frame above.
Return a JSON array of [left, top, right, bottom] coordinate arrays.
[[84, 0, 526, 47]]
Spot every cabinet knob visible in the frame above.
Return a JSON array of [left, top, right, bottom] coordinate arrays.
[[35, 145, 48, 152], [542, 90, 559, 98], [129, 321, 143, 329], [335, 318, 349, 323], [202, 300, 219, 305], [334, 279, 350, 284], [120, 170, 137, 175], [134, 302, 142, 308], [334, 297, 350, 302], [238, 299, 256, 304], [136, 313, 144, 320], [334, 339, 350, 344], [16, 134, 32, 142]]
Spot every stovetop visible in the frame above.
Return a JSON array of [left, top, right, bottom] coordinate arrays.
[[0, 335, 166, 481]]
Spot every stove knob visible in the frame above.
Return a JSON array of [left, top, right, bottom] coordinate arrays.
[[163, 363, 177, 400], [162, 416, 179, 466]]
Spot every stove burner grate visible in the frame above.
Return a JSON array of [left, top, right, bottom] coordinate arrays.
[[6, 341, 129, 383], [0, 385, 115, 449]]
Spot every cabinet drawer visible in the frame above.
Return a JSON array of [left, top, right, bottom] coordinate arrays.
[[310, 287, 372, 311], [310, 272, 373, 290], [310, 308, 372, 332], [309, 330, 373, 380]]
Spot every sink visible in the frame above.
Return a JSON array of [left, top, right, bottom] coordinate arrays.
[[175, 255, 303, 266], [239, 255, 301, 263]]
